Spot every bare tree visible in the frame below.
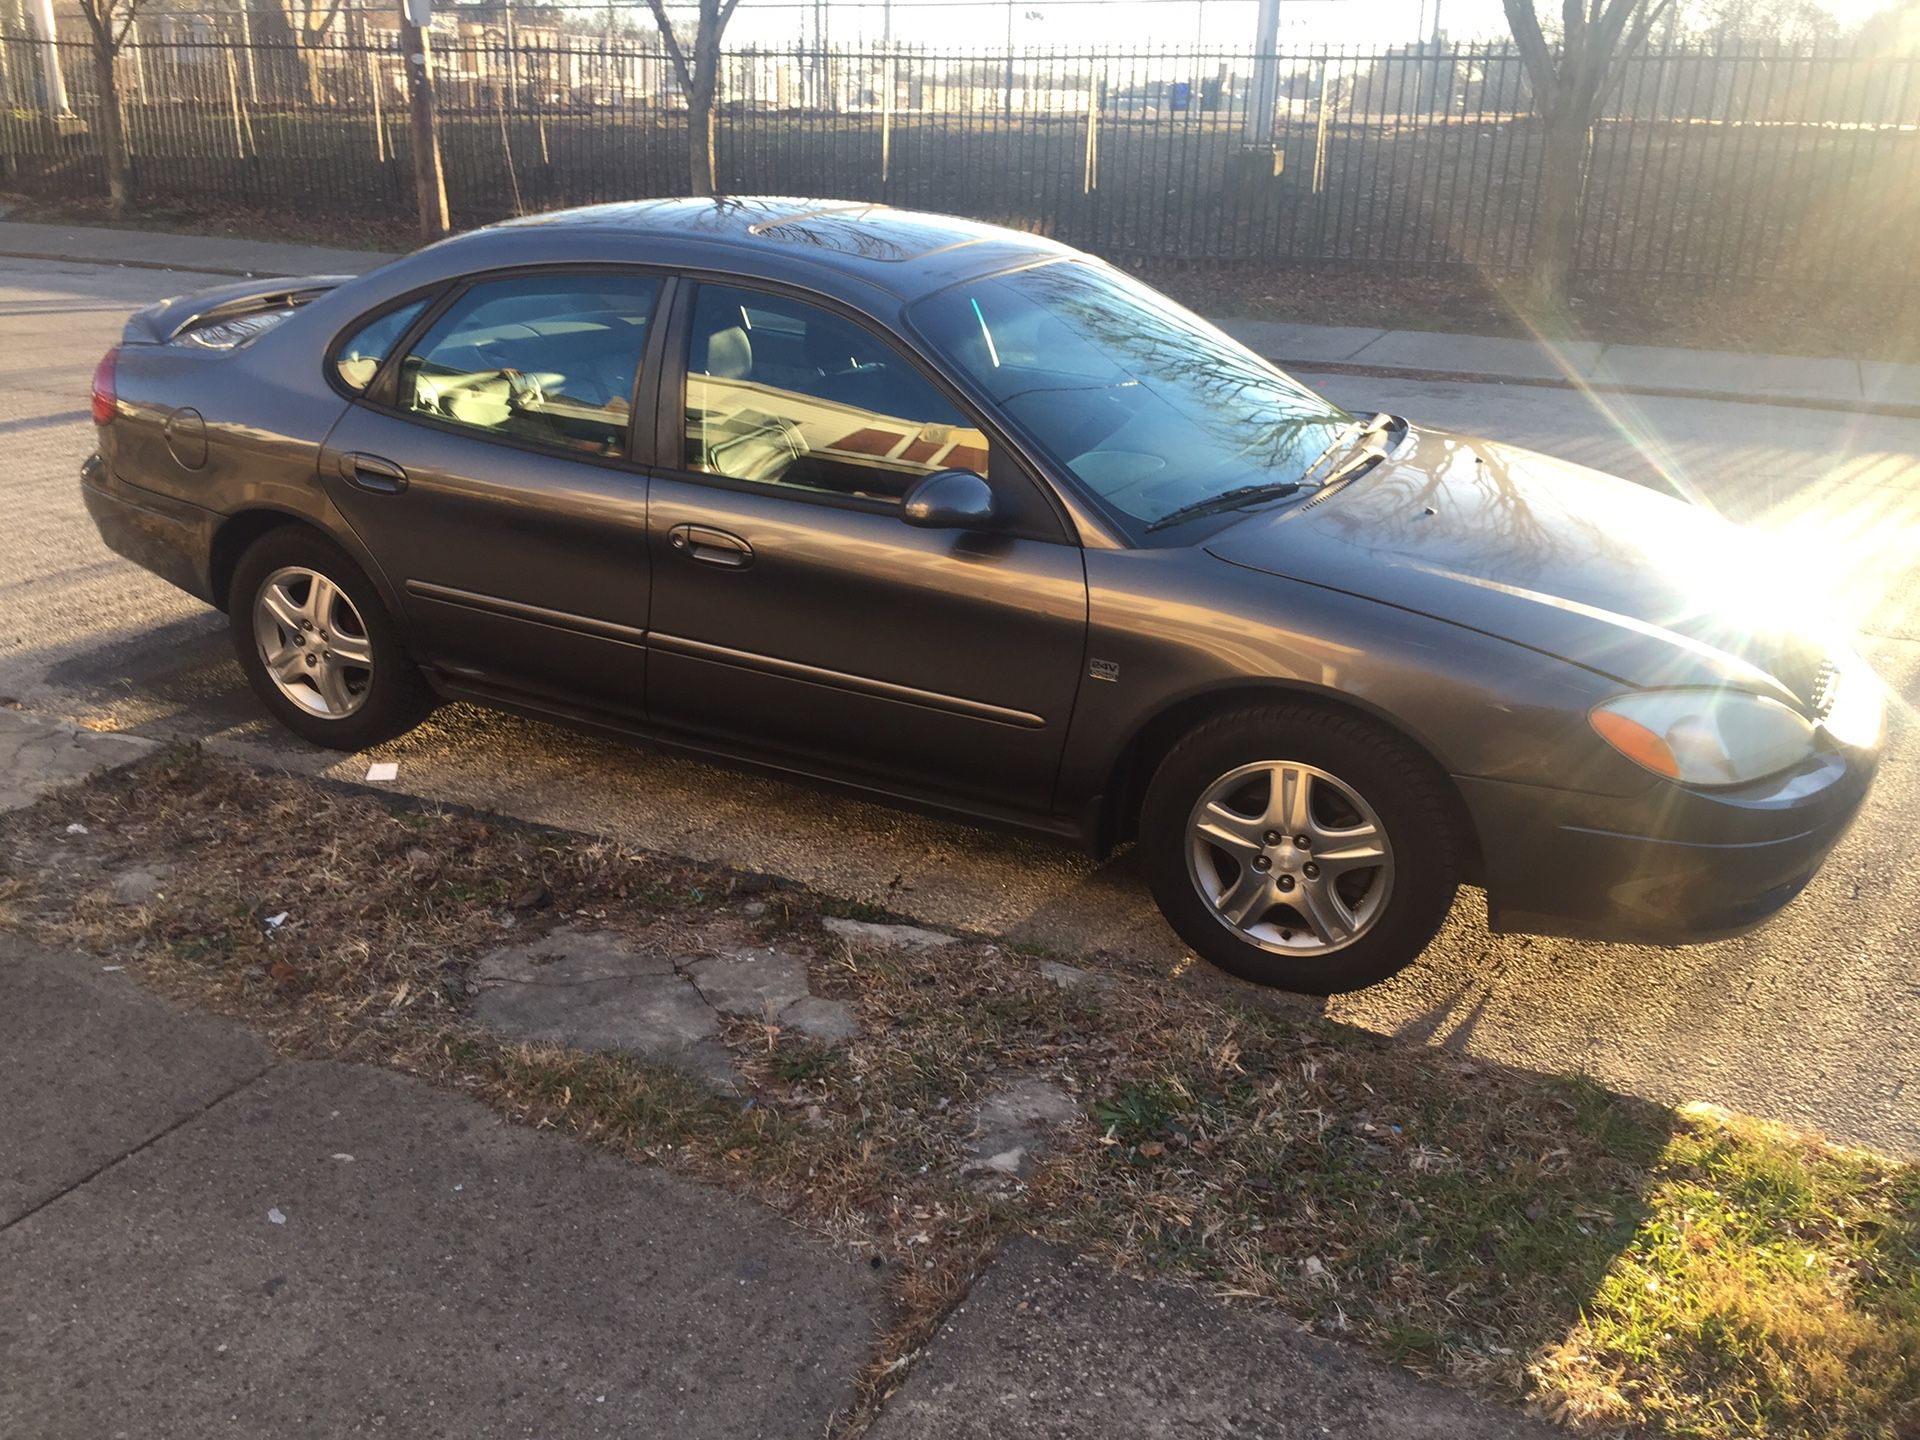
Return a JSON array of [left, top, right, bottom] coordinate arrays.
[[642, 0, 744, 195], [1504, 0, 1676, 304], [74, 0, 146, 216]]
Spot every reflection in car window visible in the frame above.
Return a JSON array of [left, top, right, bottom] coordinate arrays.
[[684, 284, 988, 503], [335, 299, 427, 393], [909, 261, 1350, 530], [396, 273, 660, 458]]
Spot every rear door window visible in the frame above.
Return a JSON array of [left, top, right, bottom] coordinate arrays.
[[394, 273, 662, 459]]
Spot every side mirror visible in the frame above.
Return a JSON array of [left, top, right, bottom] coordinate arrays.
[[901, 469, 996, 529]]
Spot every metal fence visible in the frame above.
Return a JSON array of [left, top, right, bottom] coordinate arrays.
[[2, 30, 1916, 287]]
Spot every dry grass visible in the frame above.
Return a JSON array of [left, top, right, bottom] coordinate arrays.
[[3, 747, 1917, 1438]]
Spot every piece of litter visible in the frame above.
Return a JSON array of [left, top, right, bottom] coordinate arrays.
[[267, 1208, 287, 1225], [366, 761, 398, 782], [65, 822, 88, 835], [101, 965, 125, 973], [453, 1183, 464, 1192], [263, 912, 289, 929], [330, 1153, 354, 1163]]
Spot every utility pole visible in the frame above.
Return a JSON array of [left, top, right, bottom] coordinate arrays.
[[1242, 0, 1280, 146], [28, 0, 70, 118], [1003, 0, 1014, 122], [400, 0, 450, 241]]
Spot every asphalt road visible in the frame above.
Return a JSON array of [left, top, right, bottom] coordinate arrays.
[[4, 256, 1916, 1154]]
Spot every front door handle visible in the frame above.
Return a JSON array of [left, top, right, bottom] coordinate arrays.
[[338, 452, 408, 495], [667, 523, 754, 569]]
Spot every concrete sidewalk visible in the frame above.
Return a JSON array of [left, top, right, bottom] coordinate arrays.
[[3, 215, 1912, 415]]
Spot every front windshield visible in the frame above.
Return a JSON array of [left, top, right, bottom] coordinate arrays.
[[909, 260, 1350, 530]]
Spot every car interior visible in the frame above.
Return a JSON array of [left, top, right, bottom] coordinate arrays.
[[398, 284, 657, 457], [684, 288, 989, 502]]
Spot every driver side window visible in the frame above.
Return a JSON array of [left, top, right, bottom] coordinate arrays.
[[396, 272, 661, 459], [683, 283, 989, 503]]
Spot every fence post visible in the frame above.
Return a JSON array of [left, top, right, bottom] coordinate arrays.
[[400, 0, 450, 241]]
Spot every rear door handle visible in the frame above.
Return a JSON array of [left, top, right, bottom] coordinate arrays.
[[339, 452, 408, 494], [667, 523, 753, 569]]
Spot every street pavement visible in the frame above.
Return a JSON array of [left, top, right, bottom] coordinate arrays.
[[2, 252, 1916, 1156]]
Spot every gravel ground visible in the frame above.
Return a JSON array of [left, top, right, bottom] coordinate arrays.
[[3, 254, 1915, 1155]]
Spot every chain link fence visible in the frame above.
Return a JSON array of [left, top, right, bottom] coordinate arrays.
[[2, 30, 1915, 286]]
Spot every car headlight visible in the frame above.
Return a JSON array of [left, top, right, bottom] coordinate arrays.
[[1590, 689, 1816, 787]]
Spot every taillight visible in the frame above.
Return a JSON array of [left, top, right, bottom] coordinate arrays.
[[90, 346, 120, 425]]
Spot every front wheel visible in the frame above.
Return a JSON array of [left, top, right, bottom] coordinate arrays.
[[229, 527, 429, 751], [1140, 703, 1463, 995]]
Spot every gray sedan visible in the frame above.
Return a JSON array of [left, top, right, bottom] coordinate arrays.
[[80, 198, 1884, 994]]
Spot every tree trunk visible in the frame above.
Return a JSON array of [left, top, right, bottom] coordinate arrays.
[[686, 67, 716, 195], [91, 40, 131, 217], [1529, 110, 1590, 308]]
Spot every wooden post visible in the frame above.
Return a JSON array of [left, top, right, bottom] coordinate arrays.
[[400, 0, 449, 241], [367, 35, 388, 163], [223, 39, 248, 158], [1083, 71, 1101, 192]]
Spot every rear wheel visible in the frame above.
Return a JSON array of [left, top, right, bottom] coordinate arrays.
[[1140, 703, 1461, 995], [229, 528, 428, 750]]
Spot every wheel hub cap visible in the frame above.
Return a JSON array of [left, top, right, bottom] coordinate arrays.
[[1185, 760, 1393, 958], [252, 565, 373, 720]]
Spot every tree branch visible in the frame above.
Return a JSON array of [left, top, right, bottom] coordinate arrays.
[[1503, 0, 1559, 108], [642, 0, 694, 92]]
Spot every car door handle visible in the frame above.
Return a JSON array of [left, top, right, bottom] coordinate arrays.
[[667, 523, 753, 569], [338, 452, 408, 494]]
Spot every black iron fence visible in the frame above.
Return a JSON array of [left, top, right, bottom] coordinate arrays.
[[2, 30, 1916, 287]]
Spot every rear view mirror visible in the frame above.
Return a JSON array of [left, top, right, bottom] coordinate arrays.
[[902, 469, 996, 529]]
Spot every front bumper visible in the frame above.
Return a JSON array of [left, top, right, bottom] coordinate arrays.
[[1460, 742, 1880, 944], [80, 451, 218, 604]]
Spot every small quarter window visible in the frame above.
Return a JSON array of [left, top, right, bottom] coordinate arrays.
[[334, 299, 426, 393]]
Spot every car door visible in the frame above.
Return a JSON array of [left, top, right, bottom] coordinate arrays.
[[318, 269, 666, 716], [644, 280, 1088, 812]]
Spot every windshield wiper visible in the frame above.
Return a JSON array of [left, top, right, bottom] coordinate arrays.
[[1297, 411, 1399, 487], [1144, 412, 1402, 534], [1146, 481, 1304, 532]]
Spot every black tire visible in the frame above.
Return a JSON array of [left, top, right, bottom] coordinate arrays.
[[228, 527, 430, 751], [1139, 703, 1462, 995]]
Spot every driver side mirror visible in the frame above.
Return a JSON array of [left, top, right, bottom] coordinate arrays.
[[902, 469, 997, 530]]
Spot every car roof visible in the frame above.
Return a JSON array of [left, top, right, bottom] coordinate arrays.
[[476, 197, 1074, 299]]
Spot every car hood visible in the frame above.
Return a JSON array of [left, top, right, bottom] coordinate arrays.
[[1204, 427, 1834, 704]]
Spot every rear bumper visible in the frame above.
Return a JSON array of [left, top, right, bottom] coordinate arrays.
[[81, 451, 217, 605], [1461, 744, 1879, 944]]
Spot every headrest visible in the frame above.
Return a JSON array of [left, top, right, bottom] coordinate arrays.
[[700, 325, 752, 380]]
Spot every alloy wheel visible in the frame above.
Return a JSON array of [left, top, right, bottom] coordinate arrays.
[[1185, 760, 1393, 956], [251, 565, 374, 720]]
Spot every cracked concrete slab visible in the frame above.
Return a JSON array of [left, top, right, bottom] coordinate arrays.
[[470, 929, 861, 1080], [967, 1078, 1080, 1179], [869, 1240, 1556, 1439], [824, 916, 960, 950], [780, 995, 860, 1043], [0, 936, 272, 1226], [476, 924, 677, 985], [0, 1053, 883, 1439], [0, 710, 155, 813], [686, 948, 811, 1018]]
